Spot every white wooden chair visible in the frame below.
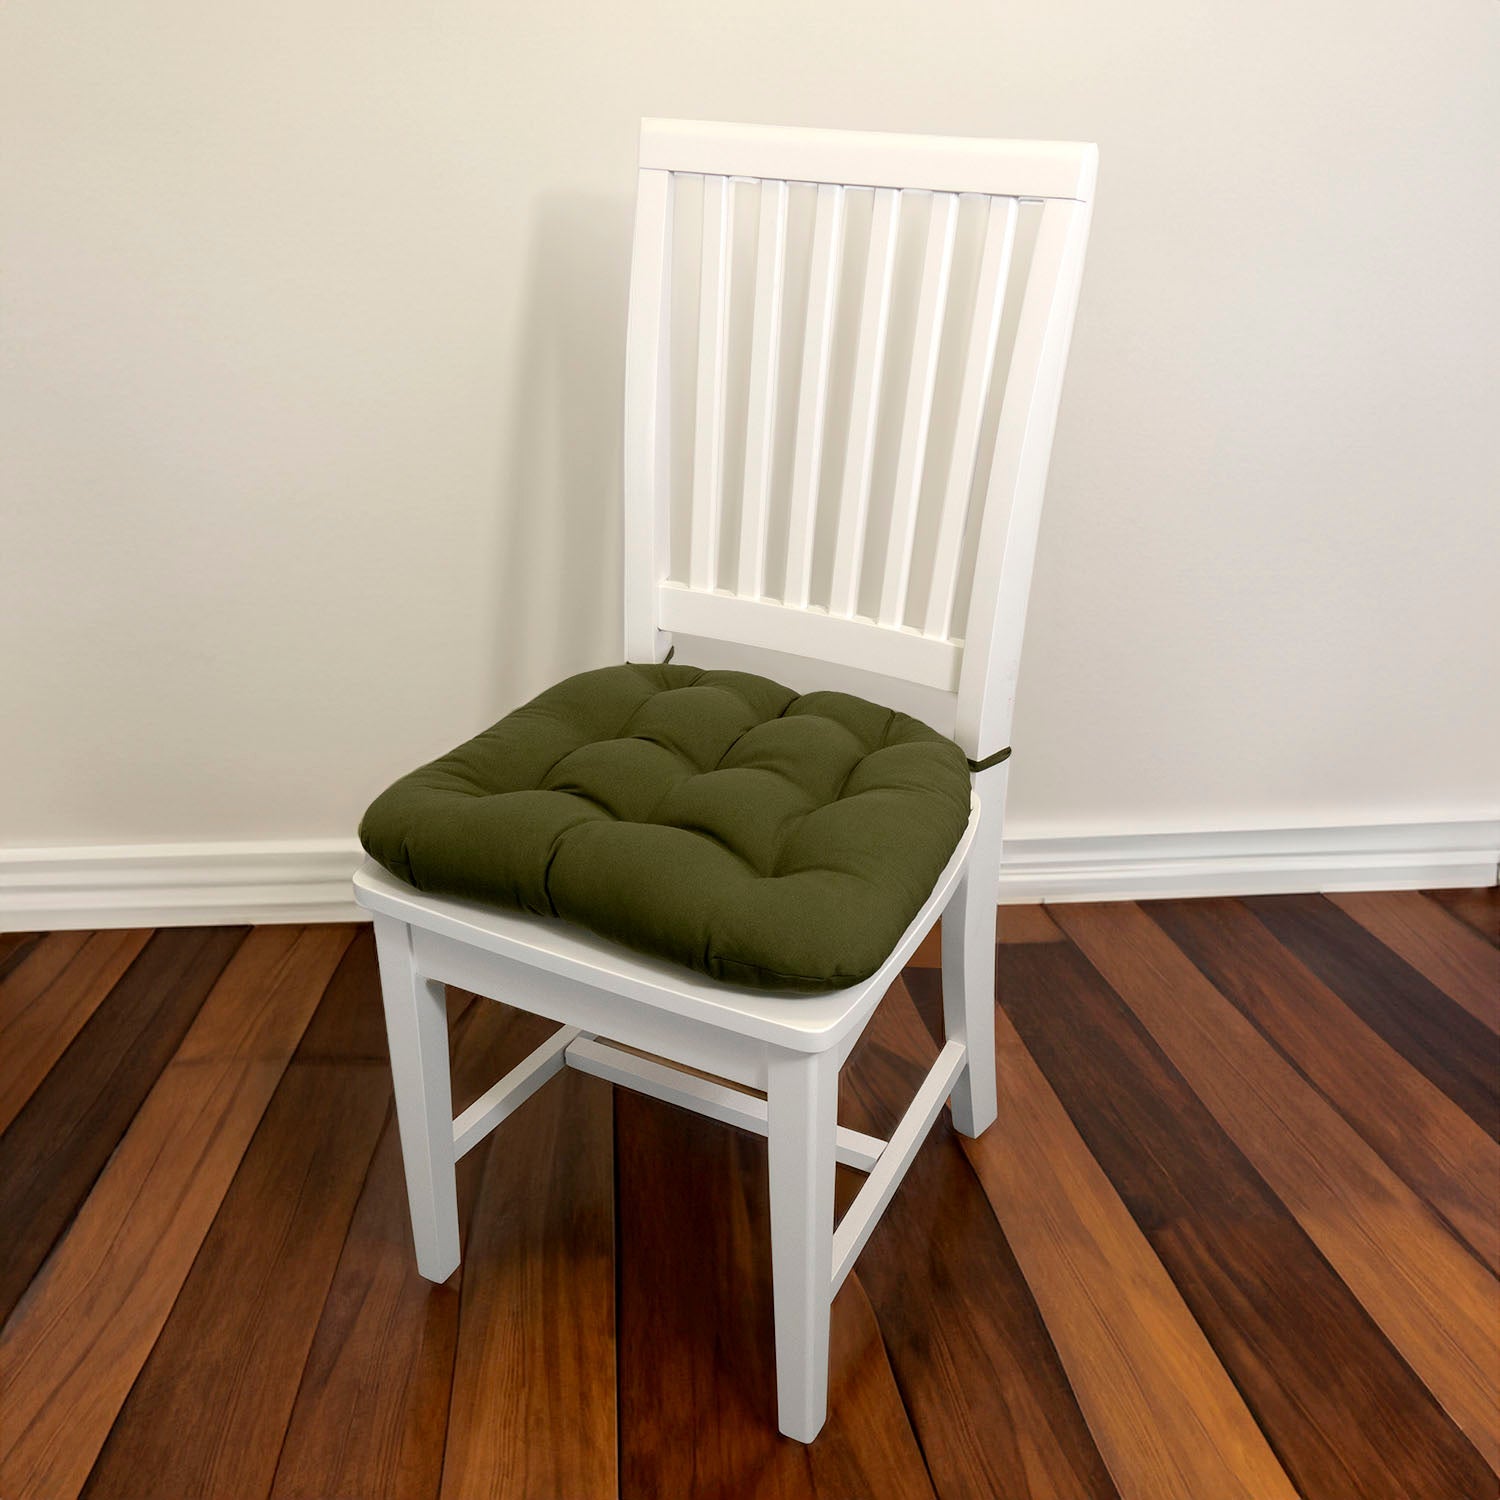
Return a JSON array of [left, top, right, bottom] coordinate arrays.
[[354, 118, 1096, 1442]]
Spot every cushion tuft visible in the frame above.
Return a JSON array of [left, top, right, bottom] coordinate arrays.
[[359, 662, 972, 992]]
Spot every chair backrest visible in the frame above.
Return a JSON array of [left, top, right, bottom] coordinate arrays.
[[622, 119, 1096, 762]]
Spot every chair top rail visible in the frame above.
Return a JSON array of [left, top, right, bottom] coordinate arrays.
[[640, 118, 1098, 201]]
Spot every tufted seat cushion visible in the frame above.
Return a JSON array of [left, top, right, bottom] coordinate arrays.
[[358, 662, 973, 992]]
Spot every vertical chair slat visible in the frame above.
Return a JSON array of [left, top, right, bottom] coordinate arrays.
[[737, 179, 788, 599], [877, 191, 959, 627], [690, 174, 733, 591], [828, 186, 901, 618], [784, 184, 846, 608], [621, 168, 674, 661], [923, 195, 1018, 640]]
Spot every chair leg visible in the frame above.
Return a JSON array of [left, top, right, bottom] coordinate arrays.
[[372, 913, 460, 1281], [766, 1048, 838, 1442], [942, 834, 1001, 1139]]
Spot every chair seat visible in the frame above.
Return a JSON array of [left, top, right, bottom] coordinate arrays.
[[359, 661, 972, 991]]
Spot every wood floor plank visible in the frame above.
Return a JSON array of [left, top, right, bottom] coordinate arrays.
[[1329, 890, 1500, 1034], [269, 1110, 451, 1500], [0, 924, 355, 1500], [1151, 896, 1500, 1273], [846, 975, 1119, 1500], [1054, 900, 1500, 1471], [617, 1088, 936, 1500], [908, 904, 1062, 967], [0, 925, 247, 1324], [1000, 903, 1067, 943], [952, 978, 1300, 1500], [1427, 887, 1500, 947], [1246, 893, 1499, 1138], [0, 932, 43, 984], [0, 928, 151, 1134], [81, 935, 391, 1500], [440, 1062, 616, 1499], [81, 1075, 388, 1498], [291, 925, 391, 1062], [269, 992, 535, 1500], [998, 931, 1493, 1500], [0, 929, 90, 1008], [909, 906, 1067, 1039]]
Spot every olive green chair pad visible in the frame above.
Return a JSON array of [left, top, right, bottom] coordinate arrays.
[[358, 662, 973, 993]]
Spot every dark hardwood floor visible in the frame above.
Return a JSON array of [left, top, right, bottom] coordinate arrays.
[[0, 889, 1496, 1499]]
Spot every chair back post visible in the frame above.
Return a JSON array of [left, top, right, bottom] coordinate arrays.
[[953, 190, 1095, 759], [620, 119, 1097, 761]]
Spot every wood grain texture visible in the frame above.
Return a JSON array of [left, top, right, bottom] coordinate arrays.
[[269, 988, 515, 1500], [847, 976, 1119, 1500], [1054, 900, 1500, 1471], [269, 1110, 454, 1500], [617, 1087, 936, 1500], [999, 904, 1066, 944], [1427, 886, 1500, 946], [0, 925, 247, 1324], [908, 903, 1062, 968], [81, 1069, 388, 1500], [0, 929, 151, 1133], [292, 925, 391, 1062], [5, 893, 1497, 1498], [1331, 890, 1500, 1034], [1152, 896, 1500, 1272], [0, 929, 89, 1004], [0, 925, 354, 1500], [1246, 893, 1499, 1138], [956, 974, 1300, 1500], [998, 932, 1493, 1500], [0, 931, 43, 983], [441, 1060, 616, 1500], [82, 935, 391, 1500]]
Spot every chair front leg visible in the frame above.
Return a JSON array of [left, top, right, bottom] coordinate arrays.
[[766, 1047, 839, 1442], [372, 913, 461, 1281]]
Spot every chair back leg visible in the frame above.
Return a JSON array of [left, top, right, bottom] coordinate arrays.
[[941, 782, 1004, 1137], [766, 1048, 840, 1441], [372, 913, 462, 1281]]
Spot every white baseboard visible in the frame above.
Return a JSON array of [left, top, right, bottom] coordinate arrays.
[[0, 840, 368, 931], [1, 820, 1495, 931], [996, 819, 1500, 903]]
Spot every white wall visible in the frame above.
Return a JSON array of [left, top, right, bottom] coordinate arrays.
[[3, 0, 1497, 856]]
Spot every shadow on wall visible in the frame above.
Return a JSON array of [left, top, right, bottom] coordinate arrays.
[[486, 192, 636, 705]]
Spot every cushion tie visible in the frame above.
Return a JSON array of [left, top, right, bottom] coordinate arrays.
[[967, 745, 1012, 774]]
